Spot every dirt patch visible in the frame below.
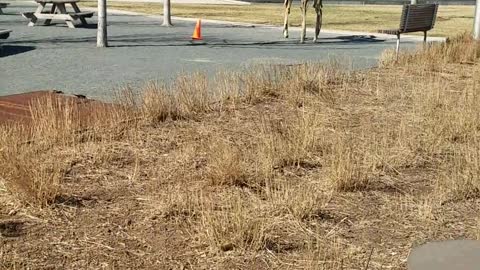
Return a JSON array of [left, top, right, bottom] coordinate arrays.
[[0, 220, 25, 238]]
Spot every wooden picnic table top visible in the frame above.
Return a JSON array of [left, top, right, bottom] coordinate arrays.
[[34, 0, 79, 3]]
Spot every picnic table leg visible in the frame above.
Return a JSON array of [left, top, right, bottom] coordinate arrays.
[[71, 2, 88, 25], [56, 3, 75, 28], [44, 4, 57, 26], [0, 7, 3, 15], [28, 3, 46, 26], [395, 33, 400, 60]]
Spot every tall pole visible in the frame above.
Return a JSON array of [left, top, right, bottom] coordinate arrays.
[[162, 0, 173, 26], [474, 0, 480, 39], [97, 0, 108, 47]]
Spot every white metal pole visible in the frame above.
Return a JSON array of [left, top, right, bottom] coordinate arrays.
[[474, 0, 480, 39], [162, 0, 173, 26], [97, 0, 108, 47]]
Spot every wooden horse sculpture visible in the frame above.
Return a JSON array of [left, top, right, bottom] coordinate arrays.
[[283, 0, 323, 43]]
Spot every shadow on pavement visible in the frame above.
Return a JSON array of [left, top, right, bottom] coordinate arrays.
[[5, 32, 386, 49], [73, 23, 98, 29], [0, 13, 22, 16], [0, 45, 36, 58]]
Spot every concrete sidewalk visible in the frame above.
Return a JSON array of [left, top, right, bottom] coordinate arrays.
[[0, 3, 441, 99]]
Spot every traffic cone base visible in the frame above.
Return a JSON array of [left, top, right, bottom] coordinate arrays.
[[192, 19, 202, 40]]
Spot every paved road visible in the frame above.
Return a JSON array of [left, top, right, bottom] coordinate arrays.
[[0, 3, 433, 100]]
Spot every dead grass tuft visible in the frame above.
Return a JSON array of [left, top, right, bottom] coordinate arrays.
[[140, 73, 215, 123], [327, 135, 373, 191], [205, 139, 249, 187], [198, 192, 267, 251], [381, 33, 480, 68], [255, 110, 322, 180]]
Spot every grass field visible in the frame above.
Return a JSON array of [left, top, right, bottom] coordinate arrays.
[[1, 35, 480, 268], [80, 2, 475, 37]]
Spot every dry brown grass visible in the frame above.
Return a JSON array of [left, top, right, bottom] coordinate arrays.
[[381, 33, 480, 68], [141, 73, 216, 123], [0, 95, 133, 206], [205, 138, 248, 186], [1, 34, 480, 269], [0, 126, 64, 206], [0, 97, 81, 206]]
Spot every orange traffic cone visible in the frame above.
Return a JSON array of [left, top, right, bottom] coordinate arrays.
[[192, 19, 202, 40]]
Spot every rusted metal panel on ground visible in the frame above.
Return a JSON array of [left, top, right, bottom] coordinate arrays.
[[0, 90, 109, 126]]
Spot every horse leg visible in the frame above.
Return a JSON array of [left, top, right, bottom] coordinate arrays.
[[283, 0, 293, 38], [314, 0, 323, 42], [300, 0, 308, 43]]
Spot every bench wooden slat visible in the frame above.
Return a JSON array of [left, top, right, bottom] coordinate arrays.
[[23, 11, 93, 20], [399, 4, 438, 33], [383, 3, 439, 34], [23, 12, 73, 21]]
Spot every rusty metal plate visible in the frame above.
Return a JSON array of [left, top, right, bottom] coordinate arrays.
[[0, 90, 109, 126]]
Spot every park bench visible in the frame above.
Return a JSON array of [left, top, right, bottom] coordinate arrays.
[[378, 3, 439, 57], [22, 0, 94, 28], [0, 2, 9, 14], [0, 29, 11, 39]]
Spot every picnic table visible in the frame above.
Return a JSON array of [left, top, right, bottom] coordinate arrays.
[[22, 0, 94, 28]]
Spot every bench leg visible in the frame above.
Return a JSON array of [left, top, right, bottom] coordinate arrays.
[[28, 3, 45, 26], [44, 4, 57, 26], [0, 8, 3, 15], [65, 19, 75, 28], [71, 3, 88, 25], [396, 34, 400, 60], [56, 3, 76, 28], [28, 17, 37, 27]]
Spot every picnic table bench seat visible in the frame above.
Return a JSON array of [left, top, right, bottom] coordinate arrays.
[[0, 29, 11, 39], [0, 2, 9, 14], [22, 11, 93, 20], [378, 3, 439, 57]]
